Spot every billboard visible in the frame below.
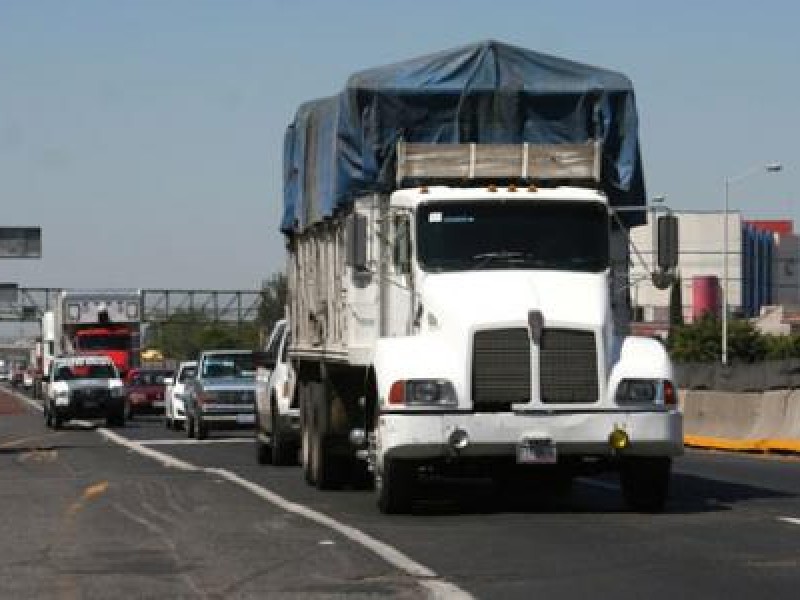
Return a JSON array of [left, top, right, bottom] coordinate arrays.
[[0, 227, 41, 258]]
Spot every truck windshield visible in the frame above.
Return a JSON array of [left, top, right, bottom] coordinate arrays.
[[202, 353, 255, 378], [417, 201, 610, 273], [76, 335, 130, 351]]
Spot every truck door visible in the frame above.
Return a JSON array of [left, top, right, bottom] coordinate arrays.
[[387, 212, 415, 336]]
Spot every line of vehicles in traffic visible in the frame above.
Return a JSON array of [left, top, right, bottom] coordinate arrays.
[[29, 319, 297, 469]]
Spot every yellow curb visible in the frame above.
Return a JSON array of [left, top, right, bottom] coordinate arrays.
[[685, 435, 800, 454]]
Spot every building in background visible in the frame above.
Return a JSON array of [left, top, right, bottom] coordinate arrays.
[[628, 212, 800, 327]]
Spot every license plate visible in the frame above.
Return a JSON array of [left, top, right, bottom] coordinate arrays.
[[236, 414, 255, 425], [517, 437, 557, 464]]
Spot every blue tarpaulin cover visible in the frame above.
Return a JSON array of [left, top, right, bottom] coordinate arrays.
[[282, 40, 646, 234]]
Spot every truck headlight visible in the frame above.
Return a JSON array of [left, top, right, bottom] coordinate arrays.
[[388, 379, 457, 407], [615, 379, 657, 404]]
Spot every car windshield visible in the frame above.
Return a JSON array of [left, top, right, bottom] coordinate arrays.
[[55, 363, 117, 380], [202, 353, 254, 379], [179, 366, 197, 382], [417, 201, 610, 273], [76, 335, 130, 351]]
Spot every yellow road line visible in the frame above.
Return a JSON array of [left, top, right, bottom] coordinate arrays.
[[685, 435, 800, 454], [66, 480, 109, 518]]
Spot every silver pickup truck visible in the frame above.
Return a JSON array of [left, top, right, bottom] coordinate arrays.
[[184, 350, 258, 439]]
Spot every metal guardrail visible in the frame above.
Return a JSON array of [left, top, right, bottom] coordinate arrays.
[[676, 360, 800, 392], [0, 288, 262, 323]]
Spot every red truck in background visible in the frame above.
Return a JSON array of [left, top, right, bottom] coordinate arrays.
[[74, 325, 139, 376], [38, 290, 142, 397]]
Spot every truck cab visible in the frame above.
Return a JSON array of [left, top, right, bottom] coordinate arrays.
[[366, 185, 681, 511], [74, 325, 137, 377]]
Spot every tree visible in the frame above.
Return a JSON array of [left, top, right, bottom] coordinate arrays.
[[147, 310, 260, 361], [258, 273, 288, 332]]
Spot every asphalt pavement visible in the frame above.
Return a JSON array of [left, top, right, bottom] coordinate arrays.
[[3, 384, 800, 599]]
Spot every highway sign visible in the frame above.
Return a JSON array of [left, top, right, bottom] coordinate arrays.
[[0, 227, 41, 258]]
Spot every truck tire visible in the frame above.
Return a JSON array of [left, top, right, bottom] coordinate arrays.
[[271, 400, 295, 466], [106, 408, 125, 428], [620, 456, 671, 513], [255, 412, 272, 465], [195, 415, 209, 440], [376, 458, 415, 514], [310, 380, 337, 489], [299, 381, 315, 484]]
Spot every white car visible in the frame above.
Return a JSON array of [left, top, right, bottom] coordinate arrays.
[[164, 360, 197, 430], [255, 319, 299, 465]]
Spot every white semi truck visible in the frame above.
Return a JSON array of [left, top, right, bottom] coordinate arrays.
[[283, 41, 682, 513]]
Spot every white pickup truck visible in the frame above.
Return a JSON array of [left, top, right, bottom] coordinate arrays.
[[164, 360, 197, 430], [43, 355, 126, 428], [255, 319, 299, 465]]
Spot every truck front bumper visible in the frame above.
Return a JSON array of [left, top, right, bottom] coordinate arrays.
[[52, 397, 124, 420], [378, 410, 683, 461]]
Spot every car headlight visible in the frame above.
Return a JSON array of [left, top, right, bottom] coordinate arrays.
[[388, 379, 457, 407], [615, 379, 658, 404]]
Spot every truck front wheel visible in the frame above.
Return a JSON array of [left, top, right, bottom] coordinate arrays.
[[376, 458, 415, 514], [620, 456, 671, 513], [195, 416, 209, 440]]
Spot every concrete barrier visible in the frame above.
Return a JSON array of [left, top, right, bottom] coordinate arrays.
[[681, 389, 800, 453]]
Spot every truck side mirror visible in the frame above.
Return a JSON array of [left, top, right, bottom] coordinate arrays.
[[656, 214, 679, 271], [346, 213, 368, 272]]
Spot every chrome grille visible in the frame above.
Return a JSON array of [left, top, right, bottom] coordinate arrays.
[[539, 329, 598, 403], [215, 390, 255, 405], [472, 328, 531, 411], [70, 388, 110, 402]]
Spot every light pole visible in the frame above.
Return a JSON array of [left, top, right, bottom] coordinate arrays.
[[721, 162, 783, 365]]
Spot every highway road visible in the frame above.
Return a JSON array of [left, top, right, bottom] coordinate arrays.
[[2, 384, 800, 599]]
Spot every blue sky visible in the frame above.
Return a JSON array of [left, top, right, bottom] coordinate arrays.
[[1, 0, 797, 290]]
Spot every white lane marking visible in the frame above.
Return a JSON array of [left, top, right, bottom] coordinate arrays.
[[92, 425, 473, 599], [138, 438, 252, 446], [98, 427, 197, 471], [578, 478, 620, 492], [777, 517, 800, 526], [8, 386, 473, 597], [12, 390, 43, 413]]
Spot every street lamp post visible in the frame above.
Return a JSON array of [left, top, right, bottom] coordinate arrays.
[[721, 162, 783, 365]]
